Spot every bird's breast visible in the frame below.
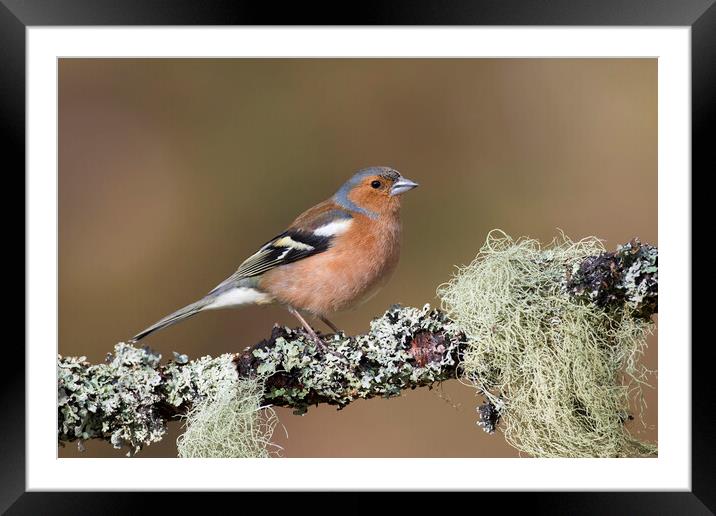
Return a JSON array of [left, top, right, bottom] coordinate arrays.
[[259, 216, 401, 315]]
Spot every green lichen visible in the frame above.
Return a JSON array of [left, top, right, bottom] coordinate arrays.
[[438, 230, 657, 458], [177, 377, 280, 458]]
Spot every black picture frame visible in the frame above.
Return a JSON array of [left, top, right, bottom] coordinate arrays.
[[5, 0, 708, 512]]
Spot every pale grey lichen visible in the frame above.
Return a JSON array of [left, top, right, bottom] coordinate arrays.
[[566, 238, 658, 318], [161, 352, 239, 408], [238, 304, 465, 415], [58, 343, 240, 454], [58, 344, 165, 454], [619, 240, 658, 314]]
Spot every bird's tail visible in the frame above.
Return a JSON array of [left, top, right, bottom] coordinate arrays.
[[130, 285, 272, 342], [130, 297, 211, 342]]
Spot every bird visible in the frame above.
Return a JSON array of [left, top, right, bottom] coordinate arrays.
[[130, 166, 419, 350]]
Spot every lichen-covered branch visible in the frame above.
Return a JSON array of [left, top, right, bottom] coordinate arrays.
[[59, 345, 242, 452], [565, 238, 657, 319], [58, 239, 657, 454], [59, 305, 466, 453], [236, 306, 463, 413]]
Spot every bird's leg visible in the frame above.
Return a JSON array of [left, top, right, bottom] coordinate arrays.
[[287, 307, 347, 360], [287, 306, 329, 351], [318, 315, 341, 334]]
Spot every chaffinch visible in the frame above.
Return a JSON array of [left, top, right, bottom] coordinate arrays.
[[131, 166, 419, 349]]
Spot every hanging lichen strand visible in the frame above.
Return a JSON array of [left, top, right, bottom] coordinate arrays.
[[176, 377, 281, 458], [438, 230, 657, 458]]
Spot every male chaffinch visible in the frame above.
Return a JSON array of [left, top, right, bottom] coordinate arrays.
[[131, 166, 419, 349]]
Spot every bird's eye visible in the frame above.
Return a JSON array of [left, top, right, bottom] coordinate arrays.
[[371, 180, 382, 189]]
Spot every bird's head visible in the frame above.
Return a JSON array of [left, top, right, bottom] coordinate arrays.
[[333, 166, 419, 218]]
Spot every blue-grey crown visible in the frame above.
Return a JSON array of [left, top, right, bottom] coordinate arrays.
[[332, 167, 400, 219]]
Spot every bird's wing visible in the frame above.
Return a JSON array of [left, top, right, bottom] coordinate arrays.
[[208, 204, 353, 295]]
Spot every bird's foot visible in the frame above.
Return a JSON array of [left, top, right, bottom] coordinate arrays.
[[302, 330, 346, 360], [286, 306, 346, 360]]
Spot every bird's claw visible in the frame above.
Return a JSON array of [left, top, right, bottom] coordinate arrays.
[[302, 330, 346, 360]]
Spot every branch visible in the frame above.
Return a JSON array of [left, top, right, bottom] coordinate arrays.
[[565, 238, 657, 319], [58, 239, 657, 452]]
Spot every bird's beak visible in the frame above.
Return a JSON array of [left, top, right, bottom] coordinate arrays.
[[389, 177, 419, 196]]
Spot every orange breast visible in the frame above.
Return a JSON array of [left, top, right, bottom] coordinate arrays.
[[259, 215, 401, 315]]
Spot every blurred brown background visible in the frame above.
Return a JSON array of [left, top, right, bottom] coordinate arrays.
[[58, 59, 657, 458]]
